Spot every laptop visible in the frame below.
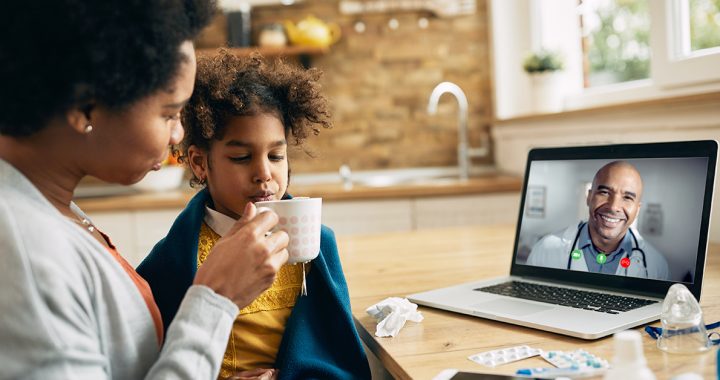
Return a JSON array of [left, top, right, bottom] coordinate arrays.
[[408, 140, 718, 339]]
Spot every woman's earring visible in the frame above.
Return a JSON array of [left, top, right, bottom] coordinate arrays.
[[84, 124, 93, 134]]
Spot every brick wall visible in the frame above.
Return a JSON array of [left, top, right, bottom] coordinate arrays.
[[207, 0, 493, 173]]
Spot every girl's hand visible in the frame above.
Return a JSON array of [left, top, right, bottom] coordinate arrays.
[[194, 202, 289, 308], [227, 368, 278, 380]]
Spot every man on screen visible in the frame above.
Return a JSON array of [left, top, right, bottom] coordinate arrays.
[[526, 161, 670, 280]]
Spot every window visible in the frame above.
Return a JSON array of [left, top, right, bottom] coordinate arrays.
[[689, 0, 720, 51], [580, 0, 651, 88], [579, 0, 720, 88], [490, 0, 720, 118], [651, 0, 720, 88]]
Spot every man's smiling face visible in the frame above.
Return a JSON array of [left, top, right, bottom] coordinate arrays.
[[586, 162, 643, 250]]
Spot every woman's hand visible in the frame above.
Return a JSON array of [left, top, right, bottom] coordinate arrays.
[[194, 202, 289, 308], [227, 368, 278, 380]]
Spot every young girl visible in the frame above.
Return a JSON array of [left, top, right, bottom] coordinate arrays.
[[137, 52, 370, 380]]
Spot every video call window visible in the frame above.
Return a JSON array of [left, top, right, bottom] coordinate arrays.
[[515, 157, 709, 283]]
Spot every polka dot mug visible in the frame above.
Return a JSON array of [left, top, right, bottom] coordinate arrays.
[[256, 198, 322, 264]]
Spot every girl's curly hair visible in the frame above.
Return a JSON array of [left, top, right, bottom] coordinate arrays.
[[179, 50, 332, 186]]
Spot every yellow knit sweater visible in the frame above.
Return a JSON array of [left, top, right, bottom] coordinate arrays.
[[197, 222, 304, 379]]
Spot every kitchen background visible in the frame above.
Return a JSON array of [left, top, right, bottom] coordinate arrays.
[[69, 4, 720, 377], [78, 0, 720, 267], [198, 0, 494, 173]]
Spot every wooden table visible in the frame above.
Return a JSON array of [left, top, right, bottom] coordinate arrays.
[[338, 225, 720, 380]]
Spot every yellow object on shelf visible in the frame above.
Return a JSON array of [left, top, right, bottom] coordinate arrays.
[[284, 15, 341, 48]]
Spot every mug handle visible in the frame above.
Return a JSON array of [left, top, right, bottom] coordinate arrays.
[[256, 206, 275, 236]]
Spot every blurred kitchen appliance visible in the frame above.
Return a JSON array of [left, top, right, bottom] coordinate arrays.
[[220, 0, 305, 47], [227, 7, 252, 47], [258, 23, 288, 47]]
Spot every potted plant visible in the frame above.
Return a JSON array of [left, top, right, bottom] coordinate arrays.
[[523, 49, 565, 113]]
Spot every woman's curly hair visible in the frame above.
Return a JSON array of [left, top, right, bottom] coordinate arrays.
[[0, 0, 216, 137], [180, 50, 332, 186]]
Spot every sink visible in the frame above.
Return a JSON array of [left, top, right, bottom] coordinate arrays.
[[354, 174, 459, 187], [291, 166, 498, 189]]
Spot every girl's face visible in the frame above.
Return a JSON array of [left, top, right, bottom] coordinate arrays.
[[84, 41, 195, 185], [190, 113, 289, 219]]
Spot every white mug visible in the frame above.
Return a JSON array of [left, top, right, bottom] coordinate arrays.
[[256, 198, 322, 264]]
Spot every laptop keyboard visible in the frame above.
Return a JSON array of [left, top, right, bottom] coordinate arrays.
[[475, 281, 657, 314]]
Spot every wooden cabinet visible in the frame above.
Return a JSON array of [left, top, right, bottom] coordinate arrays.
[[324, 193, 520, 236], [132, 209, 182, 261], [88, 208, 181, 267], [86, 192, 520, 266], [414, 193, 520, 229], [90, 211, 136, 261], [323, 199, 414, 236]]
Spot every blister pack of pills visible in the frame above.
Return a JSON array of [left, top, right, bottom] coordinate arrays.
[[540, 349, 609, 370], [468, 345, 541, 367]]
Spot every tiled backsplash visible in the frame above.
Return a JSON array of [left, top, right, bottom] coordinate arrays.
[[200, 0, 494, 174]]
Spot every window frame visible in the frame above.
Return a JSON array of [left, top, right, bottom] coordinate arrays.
[[650, 0, 720, 88], [490, 0, 720, 119]]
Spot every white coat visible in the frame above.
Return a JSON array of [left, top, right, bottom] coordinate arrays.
[[526, 223, 670, 280]]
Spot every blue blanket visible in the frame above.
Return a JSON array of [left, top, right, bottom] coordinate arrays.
[[137, 189, 370, 379]]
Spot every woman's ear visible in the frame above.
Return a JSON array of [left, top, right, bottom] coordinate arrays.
[[65, 104, 94, 134], [187, 145, 209, 184]]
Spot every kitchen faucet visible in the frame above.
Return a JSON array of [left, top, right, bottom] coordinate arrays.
[[427, 81, 488, 181]]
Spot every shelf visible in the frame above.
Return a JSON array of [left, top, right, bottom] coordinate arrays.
[[196, 45, 329, 58], [196, 46, 329, 68]]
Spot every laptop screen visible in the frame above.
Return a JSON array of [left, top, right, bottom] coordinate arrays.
[[510, 141, 717, 299]]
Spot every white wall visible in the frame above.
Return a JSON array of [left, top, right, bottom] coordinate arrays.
[[490, 0, 585, 119], [489, 0, 533, 119]]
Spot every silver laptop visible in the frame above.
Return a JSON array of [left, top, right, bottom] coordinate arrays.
[[409, 140, 718, 339]]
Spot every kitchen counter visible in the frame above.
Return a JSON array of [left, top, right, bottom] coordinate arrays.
[[74, 173, 523, 212]]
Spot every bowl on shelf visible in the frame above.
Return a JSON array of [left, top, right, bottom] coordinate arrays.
[[132, 166, 186, 192]]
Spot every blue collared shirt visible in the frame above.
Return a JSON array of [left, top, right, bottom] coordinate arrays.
[[578, 223, 633, 274]]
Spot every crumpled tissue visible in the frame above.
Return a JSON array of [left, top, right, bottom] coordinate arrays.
[[366, 297, 423, 337]]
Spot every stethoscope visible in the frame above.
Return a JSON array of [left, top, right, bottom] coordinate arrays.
[[567, 222, 648, 276]]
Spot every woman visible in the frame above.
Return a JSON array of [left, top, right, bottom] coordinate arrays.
[[0, 1, 288, 379]]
